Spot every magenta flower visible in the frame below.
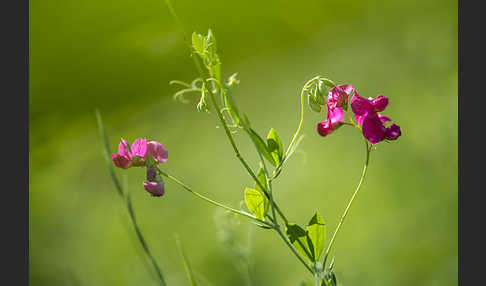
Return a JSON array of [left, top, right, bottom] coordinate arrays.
[[327, 84, 355, 110], [350, 94, 401, 144], [112, 137, 168, 168], [112, 137, 169, 197], [148, 141, 168, 163], [112, 138, 133, 169], [317, 101, 344, 137]]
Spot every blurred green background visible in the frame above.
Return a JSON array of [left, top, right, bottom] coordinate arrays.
[[29, 0, 457, 285]]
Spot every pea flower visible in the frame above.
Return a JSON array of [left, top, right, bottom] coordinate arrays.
[[143, 167, 165, 197], [317, 105, 344, 136], [317, 84, 357, 137], [112, 137, 169, 197], [350, 94, 401, 144], [327, 84, 355, 110]]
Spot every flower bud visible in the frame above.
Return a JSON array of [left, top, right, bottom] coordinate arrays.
[[143, 181, 165, 197], [308, 93, 322, 113], [315, 82, 327, 105]]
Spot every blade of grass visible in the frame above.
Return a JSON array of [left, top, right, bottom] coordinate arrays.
[[175, 234, 198, 286]]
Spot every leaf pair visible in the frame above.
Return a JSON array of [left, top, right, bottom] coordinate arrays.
[[285, 212, 326, 263], [247, 128, 284, 167]]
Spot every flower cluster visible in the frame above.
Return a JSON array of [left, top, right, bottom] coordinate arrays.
[[112, 138, 168, 196], [317, 84, 401, 144]]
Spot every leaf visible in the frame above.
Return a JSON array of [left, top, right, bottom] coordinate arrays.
[[306, 211, 326, 262], [285, 223, 314, 262], [244, 188, 267, 220], [255, 164, 267, 193], [248, 128, 276, 166], [267, 128, 283, 166], [191, 32, 205, 56]]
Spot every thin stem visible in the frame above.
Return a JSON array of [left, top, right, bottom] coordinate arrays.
[[157, 167, 273, 227], [125, 195, 167, 286], [314, 267, 320, 286], [274, 225, 314, 274], [322, 139, 372, 266], [207, 86, 289, 224], [284, 76, 321, 159]]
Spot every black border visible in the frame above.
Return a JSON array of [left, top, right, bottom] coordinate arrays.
[[1, 0, 29, 283]]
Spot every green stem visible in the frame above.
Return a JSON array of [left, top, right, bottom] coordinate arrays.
[[157, 168, 273, 227], [125, 195, 167, 286], [284, 76, 321, 159], [322, 139, 372, 266], [207, 87, 289, 224], [274, 225, 314, 274]]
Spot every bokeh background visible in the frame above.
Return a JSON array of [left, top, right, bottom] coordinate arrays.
[[29, 0, 457, 285]]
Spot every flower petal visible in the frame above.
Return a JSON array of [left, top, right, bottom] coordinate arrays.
[[317, 120, 333, 137], [118, 138, 132, 158], [143, 181, 165, 197], [148, 141, 168, 163], [378, 114, 391, 124], [372, 95, 389, 112], [112, 153, 131, 169], [131, 138, 148, 158], [350, 94, 373, 117], [328, 106, 344, 124], [362, 113, 386, 144], [385, 124, 401, 140]]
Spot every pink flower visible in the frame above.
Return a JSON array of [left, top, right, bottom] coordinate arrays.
[[350, 94, 401, 144], [317, 103, 344, 137], [112, 138, 168, 168], [148, 141, 168, 163], [112, 138, 132, 169], [327, 84, 355, 110], [143, 181, 165, 197]]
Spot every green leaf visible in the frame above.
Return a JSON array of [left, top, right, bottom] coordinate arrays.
[[267, 128, 283, 166], [306, 211, 326, 262], [248, 128, 276, 166], [244, 188, 267, 220], [255, 164, 267, 194], [191, 32, 205, 55], [285, 223, 314, 262]]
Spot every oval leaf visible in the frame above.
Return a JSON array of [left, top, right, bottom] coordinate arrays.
[[267, 128, 283, 166], [307, 211, 326, 262], [244, 188, 267, 220]]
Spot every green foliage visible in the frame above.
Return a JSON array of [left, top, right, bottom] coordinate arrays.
[[244, 188, 268, 220], [285, 223, 314, 262], [247, 128, 277, 167], [267, 128, 283, 166], [306, 212, 326, 262], [285, 211, 326, 263]]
